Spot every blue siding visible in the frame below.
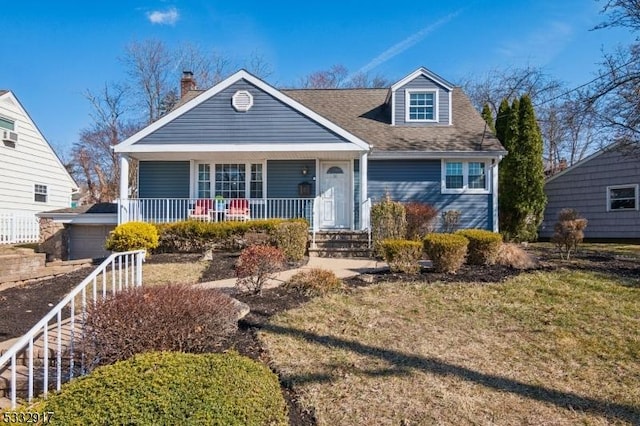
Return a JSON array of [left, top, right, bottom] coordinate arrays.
[[395, 74, 451, 126], [139, 161, 190, 198], [138, 80, 348, 145], [267, 160, 316, 198], [368, 159, 491, 230], [541, 148, 640, 239]]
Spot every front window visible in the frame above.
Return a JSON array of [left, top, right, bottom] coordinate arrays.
[[607, 185, 638, 211], [215, 164, 246, 199], [442, 160, 490, 193], [197, 164, 211, 198], [0, 116, 14, 131], [250, 164, 263, 198], [34, 184, 47, 202], [407, 91, 436, 121]]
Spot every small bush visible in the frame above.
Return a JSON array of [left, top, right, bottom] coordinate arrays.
[[154, 219, 284, 253], [105, 221, 159, 253], [441, 210, 461, 233], [456, 229, 503, 265], [82, 285, 238, 369], [39, 351, 288, 425], [272, 220, 308, 261], [404, 202, 438, 240], [496, 243, 536, 269], [236, 245, 285, 295], [285, 268, 342, 296], [552, 208, 588, 260], [371, 194, 407, 256], [423, 233, 468, 273], [380, 239, 423, 274]]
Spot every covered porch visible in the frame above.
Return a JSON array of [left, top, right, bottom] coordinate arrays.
[[117, 151, 372, 232]]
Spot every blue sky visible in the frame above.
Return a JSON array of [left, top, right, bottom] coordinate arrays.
[[1, 0, 635, 157]]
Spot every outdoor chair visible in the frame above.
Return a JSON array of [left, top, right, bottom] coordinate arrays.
[[188, 199, 213, 221], [226, 198, 251, 221]]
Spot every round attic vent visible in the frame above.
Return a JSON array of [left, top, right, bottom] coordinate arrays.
[[232, 90, 253, 112]]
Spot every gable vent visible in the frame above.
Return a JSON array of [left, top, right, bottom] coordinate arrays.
[[232, 90, 253, 112]]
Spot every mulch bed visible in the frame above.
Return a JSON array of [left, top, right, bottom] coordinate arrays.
[[1, 248, 638, 425]]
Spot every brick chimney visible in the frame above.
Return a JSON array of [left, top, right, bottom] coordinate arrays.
[[180, 71, 196, 98]]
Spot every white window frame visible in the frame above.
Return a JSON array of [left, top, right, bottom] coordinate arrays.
[[194, 161, 265, 199], [441, 160, 491, 194], [606, 184, 639, 212], [34, 184, 48, 203], [405, 89, 438, 123]]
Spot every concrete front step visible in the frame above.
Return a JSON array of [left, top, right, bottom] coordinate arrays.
[[310, 231, 372, 258], [309, 247, 372, 258]]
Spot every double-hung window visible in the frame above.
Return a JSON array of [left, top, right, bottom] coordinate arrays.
[[607, 184, 638, 211], [406, 90, 437, 122], [196, 162, 264, 199], [34, 184, 47, 203], [442, 160, 490, 193]]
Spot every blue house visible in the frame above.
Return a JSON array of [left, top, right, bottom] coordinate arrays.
[[114, 67, 506, 234]]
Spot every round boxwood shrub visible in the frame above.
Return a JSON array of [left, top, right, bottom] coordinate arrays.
[[456, 229, 503, 265], [105, 221, 159, 253], [39, 351, 288, 425], [285, 268, 342, 296], [380, 239, 423, 274], [271, 220, 309, 262], [423, 233, 468, 273]]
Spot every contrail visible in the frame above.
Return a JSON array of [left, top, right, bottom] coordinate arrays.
[[347, 9, 464, 80]]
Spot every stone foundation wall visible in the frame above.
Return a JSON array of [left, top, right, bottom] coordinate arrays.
[[38, 218, 68, 261]]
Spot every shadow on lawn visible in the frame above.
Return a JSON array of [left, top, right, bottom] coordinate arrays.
[[258, 322, 640, 424]]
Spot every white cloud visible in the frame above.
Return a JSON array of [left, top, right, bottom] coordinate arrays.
[[349, 9, 463, 79], [147, 7, 180, 25]]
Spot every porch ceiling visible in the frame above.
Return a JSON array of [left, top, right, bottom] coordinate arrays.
[[128, 149, 364, 162]]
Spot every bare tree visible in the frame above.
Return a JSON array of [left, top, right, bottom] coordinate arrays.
[[121, 39, 174, 124], [298, 64, 390, 88], [245, 51, 273, 79], [71, 84, 142, 202]]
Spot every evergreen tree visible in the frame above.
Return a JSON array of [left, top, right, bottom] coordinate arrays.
[[497, 95, 546, 241], [481, 103, 495, 133]]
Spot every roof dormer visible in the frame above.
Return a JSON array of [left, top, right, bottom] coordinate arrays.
[[387, 67, 454, 126]]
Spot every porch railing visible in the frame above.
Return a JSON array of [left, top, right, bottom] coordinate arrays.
[[0, 250, 145, 408], [361, 198, 372, 248], [0, 211, 40, 244], [118, 198, 316, 226]]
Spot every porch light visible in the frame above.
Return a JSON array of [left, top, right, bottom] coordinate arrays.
[[301, 165, 309, 176]]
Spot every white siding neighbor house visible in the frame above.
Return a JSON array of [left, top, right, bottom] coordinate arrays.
[[0, 90, 77, 243]]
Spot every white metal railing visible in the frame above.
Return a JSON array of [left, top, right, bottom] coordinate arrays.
[[0, 250, 145, 408], [361, 198, 372, 248], [118, 198, 316, 226], [0, 212, 40, 244], [311, 195, 321, 248]]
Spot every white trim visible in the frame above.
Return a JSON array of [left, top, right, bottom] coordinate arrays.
[[194, 160, 266, 200], [606, 184, 639, 212], [390, 67, 454, 92], [448, 91, 452, 125], [33, 183, 48, 203], [391, 91, 396, 126], [319, 160, 352, 229], [189, 160, 195, 198], [405, 89, 438, 123], [116, 143, 363, 154], [492, 160, 499, 232], [232, 90, 253, 112], [371, 151, 506, 160], [114, 69, 370, 153], [440, 159, 491, 195], [119, 155, 129, 200]]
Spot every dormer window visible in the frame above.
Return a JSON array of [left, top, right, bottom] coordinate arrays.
[[406, 90, 438, 122]]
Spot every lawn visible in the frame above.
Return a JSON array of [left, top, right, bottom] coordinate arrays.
[[259, 270, 640, 425]]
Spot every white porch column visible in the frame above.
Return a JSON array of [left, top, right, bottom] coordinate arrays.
[[119, 155, 130, 224], [492, 158, 500, 232], [360, 152, 368, 230]]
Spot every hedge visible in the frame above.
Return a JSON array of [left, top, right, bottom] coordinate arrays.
[[456, 229, 503, 265], [423, 233, 468, 273], [380, 239, 423, 274]]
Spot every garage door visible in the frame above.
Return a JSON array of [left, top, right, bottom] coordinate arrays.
[[69, 225, 115, 260]]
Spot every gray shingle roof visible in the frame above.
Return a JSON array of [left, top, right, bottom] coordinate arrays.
[[283, 88, 505, 155], [42, 203, 117, 215]]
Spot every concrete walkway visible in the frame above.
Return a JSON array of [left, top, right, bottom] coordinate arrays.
[[195, 256, 389, 292]]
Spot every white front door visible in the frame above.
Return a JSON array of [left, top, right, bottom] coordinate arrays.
[[320, 161, 350, 228]]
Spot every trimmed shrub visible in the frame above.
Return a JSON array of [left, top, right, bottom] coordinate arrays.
[[272, 220, 308, 262], [496, 243, 536, 269], [371, 194, 407, 256], [423, 233, 468, 273], [154, 219, 283, 253], [82, 285, 238, 369], [404, 202, 438, 240], [380, 239, 423, 274], [441, 210, 461, 233], [285, 268, 342, 296], [105, 221, 159, 253], [552, 208, 588, 260], [39, 351, 288, 425], [236, 245, 285, 295], [456, 229, 503, 265]]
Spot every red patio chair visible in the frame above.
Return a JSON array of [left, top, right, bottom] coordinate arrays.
[[188, 199, 213, 221], [226, 198, 250, 221]]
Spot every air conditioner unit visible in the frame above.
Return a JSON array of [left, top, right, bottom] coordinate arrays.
[[2, 130, 18, 143]]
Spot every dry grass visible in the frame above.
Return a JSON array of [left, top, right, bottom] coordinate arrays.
[[496, 242, 536, 269], [142, 261, 210, 286], [260, 271, 640, 425], [531, 242, 640, 259]]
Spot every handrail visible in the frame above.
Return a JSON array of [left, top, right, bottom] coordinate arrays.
[[361, 198, 372, 248], [0, 250, 145, 408]]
